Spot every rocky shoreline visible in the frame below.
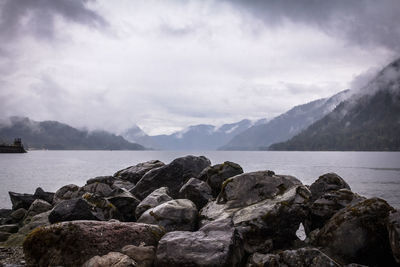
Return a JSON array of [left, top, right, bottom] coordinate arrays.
[[0, 155, 399, 266]]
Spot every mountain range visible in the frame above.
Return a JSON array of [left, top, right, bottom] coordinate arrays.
[[3, 58, 399, 151], [270, 58, 400, 151], [0, 117, 145, 150]]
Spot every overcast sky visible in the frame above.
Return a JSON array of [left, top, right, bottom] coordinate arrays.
[[0, 0, 399, 135]]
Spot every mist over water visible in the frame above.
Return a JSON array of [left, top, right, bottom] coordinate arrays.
[[0, 151, 399, 209]]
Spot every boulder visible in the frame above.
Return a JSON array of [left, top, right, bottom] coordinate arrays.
[[138, 199, 198, 232], [114, 160, 165, 184], [198, 161, 243, 197], [86, 176, 115, 186], [48, 198, 98, 224], [8, 192, 35, 210], [53, 184, 83, 204], [309, 173, 351, 201], [23, 221, 164, 267], [156, 218, 244, 267], [34, 187, 55, 205], [135, 187, 173, 219], [82, 193, 121, 221], [82, 252, 137, 267], [314, 198, 396, 266], [82, 182, 113, 197], [131, 156, 211, 199], [23, 199, 52, 225], [121, 244, 155, 267], [246, 247, 341, 267], [107, 189, 140, 222], [5, 210, 51, 246], [0, 208, 12, 218], [200, 171, 311, 253], [387, 210, 400, 263], [10, 208, 27, 222], [305, 189, 365, 234], [179, 177, 213, 209], [112, 179, 135, 191]]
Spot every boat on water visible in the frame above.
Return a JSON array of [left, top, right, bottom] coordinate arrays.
[[0, 138, 27, 153]]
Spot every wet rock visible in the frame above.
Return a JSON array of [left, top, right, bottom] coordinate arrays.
[[138, 199, 198, 232], [8, 192, 35, 210], [121, 244, 155, 267], [314, 198, 396, 266], [33, 187, 55, 205], [0, 224, 19, 233], [156, 219, 244, 267], [309, 173, 351, 202], [305, 189, 365, 234], [135, 187, 173, 219], [86, 176, 115, 186], [200, 171, 310, 253], [4, 210, 50, 246], [82, 193, 121, 221], [23, 221, 164, 267], [112, 179, 135, 191], [114, 160, 165, 184], [387, 210, 400, 263], [107, 189, 140, 222], [179, 178, 212, 209], [198, 161, 243, 197], [246, 247, 340, 267], [131, 155, 211, 199], [82, 182, 113, 197], [82, 252, 137, 267], [10, 209, 26, 222], [48, 198, 98, 224], [23, 199, 52, 225], [53, 184, 83, 204]]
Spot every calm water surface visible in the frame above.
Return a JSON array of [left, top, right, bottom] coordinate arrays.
[[0, 151, 399, 209]]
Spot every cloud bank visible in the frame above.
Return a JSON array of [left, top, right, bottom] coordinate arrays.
[[0, 0, 398, 135]]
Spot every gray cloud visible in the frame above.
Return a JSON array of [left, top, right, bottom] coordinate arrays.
[[0, 0, 106, 40], [226, 0, 400, 53]]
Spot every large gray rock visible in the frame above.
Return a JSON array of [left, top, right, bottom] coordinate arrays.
[[82, 193, 121, 221], [8, 192, 35, 210], [0, 224, 19, 233], [200, 171, 310, 253], [314, 198, 396, 266], [33, 187, 55, 205], [86, 176, 115, 186], [23, 221, 164, 267], [114, 160, 165, 184], [107, 188, 140, 222], [309, 173, 351, 202], [246, 248, 341, 267], [121, 244, 155, 267], [48, 198, 98, 223], [131, 156, 211, 199], [53, 184, 83, 204], [138, 199, 198, 232], [135, 187, 173, 219], [387, 210, 400, 264], [305, 189, 365, 234], [23, 199, 52, 225], [82, 182, 113, 197], [156, 219, 244, 267], [179, 177, 212, 209], [198, 161, 243, 197], [5, 210, 50, 246], [82, 252, 137, 267]]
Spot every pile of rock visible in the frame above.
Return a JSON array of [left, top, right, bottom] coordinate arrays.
[[0, 155, 399, 266]]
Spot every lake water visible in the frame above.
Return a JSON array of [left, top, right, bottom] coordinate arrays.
[[0, 151, 399, 209]]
